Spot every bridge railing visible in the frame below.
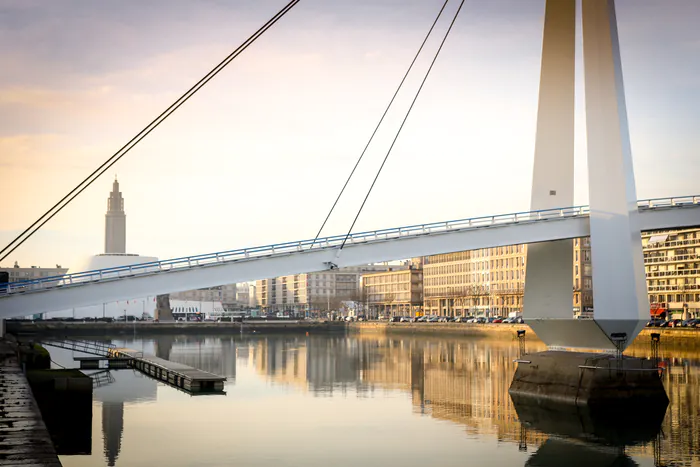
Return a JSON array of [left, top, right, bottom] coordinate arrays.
[[1, 195, 696, 296], [638, 195, 700, 209]]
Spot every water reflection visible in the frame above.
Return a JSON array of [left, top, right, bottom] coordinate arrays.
[[102, 402, 123, 467], [512, 395, 665, 467], [526, 440, 635, 467], [52, 334, 700, 466]]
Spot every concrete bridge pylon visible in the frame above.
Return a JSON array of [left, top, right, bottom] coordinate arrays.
[[524, 0, 648, 352]]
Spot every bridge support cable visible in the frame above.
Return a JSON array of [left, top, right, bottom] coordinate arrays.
[[308, 0, 451, 250], [0, 0, 300, 263], [339, 0, 465, 251]]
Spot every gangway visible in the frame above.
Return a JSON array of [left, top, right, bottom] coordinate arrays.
[[41, 339, 117, 357]]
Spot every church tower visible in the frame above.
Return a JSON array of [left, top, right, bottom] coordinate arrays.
[[105, 177, 126, 254]]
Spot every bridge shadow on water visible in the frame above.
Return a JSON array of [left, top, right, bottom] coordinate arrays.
[[512, 394, 667, 467]]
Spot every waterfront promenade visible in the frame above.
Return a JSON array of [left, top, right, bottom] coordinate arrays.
[[0, 341, 61, 466]]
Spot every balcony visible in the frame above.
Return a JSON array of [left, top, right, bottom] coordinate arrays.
[[644, 253, 700, 264], [645, 237, 700, 250], [648, 284, 700, 292], [646, 268, 700, 279]]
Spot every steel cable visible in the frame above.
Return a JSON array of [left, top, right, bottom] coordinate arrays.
[[0, 0, 300, 262], [339, 0, 465, 250], [309, 0, 451, 250]]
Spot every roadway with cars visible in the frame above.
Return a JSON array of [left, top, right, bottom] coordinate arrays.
[[386, 316, 525, 324]]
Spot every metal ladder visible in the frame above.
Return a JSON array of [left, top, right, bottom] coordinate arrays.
[[40, 339, 117, 357], [89, 369, 116, 388]]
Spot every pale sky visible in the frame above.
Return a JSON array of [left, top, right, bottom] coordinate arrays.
[[1, 0, 698, 271]]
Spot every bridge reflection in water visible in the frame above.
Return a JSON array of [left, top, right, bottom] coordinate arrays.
[[81, 334, 700, 466]]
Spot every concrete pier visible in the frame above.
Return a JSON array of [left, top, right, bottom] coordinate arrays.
[[509, 350, 668, 407], [0, 342, 61, 466]]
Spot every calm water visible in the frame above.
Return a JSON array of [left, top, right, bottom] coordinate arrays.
[[48, 333, 700, 467]]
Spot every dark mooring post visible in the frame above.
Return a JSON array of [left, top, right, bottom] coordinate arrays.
[[651, 332, 661, 371], [517, 330, 526, 358]]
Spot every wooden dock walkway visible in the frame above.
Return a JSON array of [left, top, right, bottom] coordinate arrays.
[[109, 348, 226, 393]]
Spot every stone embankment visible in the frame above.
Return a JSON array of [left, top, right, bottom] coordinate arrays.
[[0, 341, 61, 466], [7, 320, 347, 337], [349, 322, 700, 347]]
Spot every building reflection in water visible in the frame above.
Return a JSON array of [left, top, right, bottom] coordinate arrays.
[[96, 334, 700, 466], [102, 402, 124, 466], [95, 340, 159, 466], [161, 336, 237, 379], [96, 370, 157, 466], [245, 334, 700, 465]]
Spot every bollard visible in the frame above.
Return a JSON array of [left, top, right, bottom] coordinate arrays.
[[517, 330, 526, 358], [651, 332, 661, 373]]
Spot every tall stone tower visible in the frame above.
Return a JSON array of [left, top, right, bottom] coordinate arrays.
[[105, 177, 126, 254]]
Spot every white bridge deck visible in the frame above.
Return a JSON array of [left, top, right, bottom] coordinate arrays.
[[1, 196, 698, 318]]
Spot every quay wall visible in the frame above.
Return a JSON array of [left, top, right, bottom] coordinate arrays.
[[6, 320, 347, 337], [349, 322, 700, 347], [0, 340, 62, 466], [7, 320, 700, 349]]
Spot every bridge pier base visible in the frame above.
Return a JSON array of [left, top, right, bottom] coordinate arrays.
[[509, 351, 668, 407]]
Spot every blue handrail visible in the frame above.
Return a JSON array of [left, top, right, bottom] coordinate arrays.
[[2, 195, 697, 295]]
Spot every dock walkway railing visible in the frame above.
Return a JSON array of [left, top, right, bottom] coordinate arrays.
[[40, 339, 117, 357]]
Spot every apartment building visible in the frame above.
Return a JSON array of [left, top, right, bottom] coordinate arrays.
[[362, 266, 423, 317], [423, 227, 699, 319], [423, 245, 528, 317], [573, 238, 594, 317], [0, 262, 68, 283], [256, 264, 407, 315], [170, 283, 255, 309], [423, 240, 592, 318], [644, 227, 700, 319]]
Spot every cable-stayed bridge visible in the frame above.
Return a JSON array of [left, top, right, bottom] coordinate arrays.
[[0, 196, 698, 320]]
